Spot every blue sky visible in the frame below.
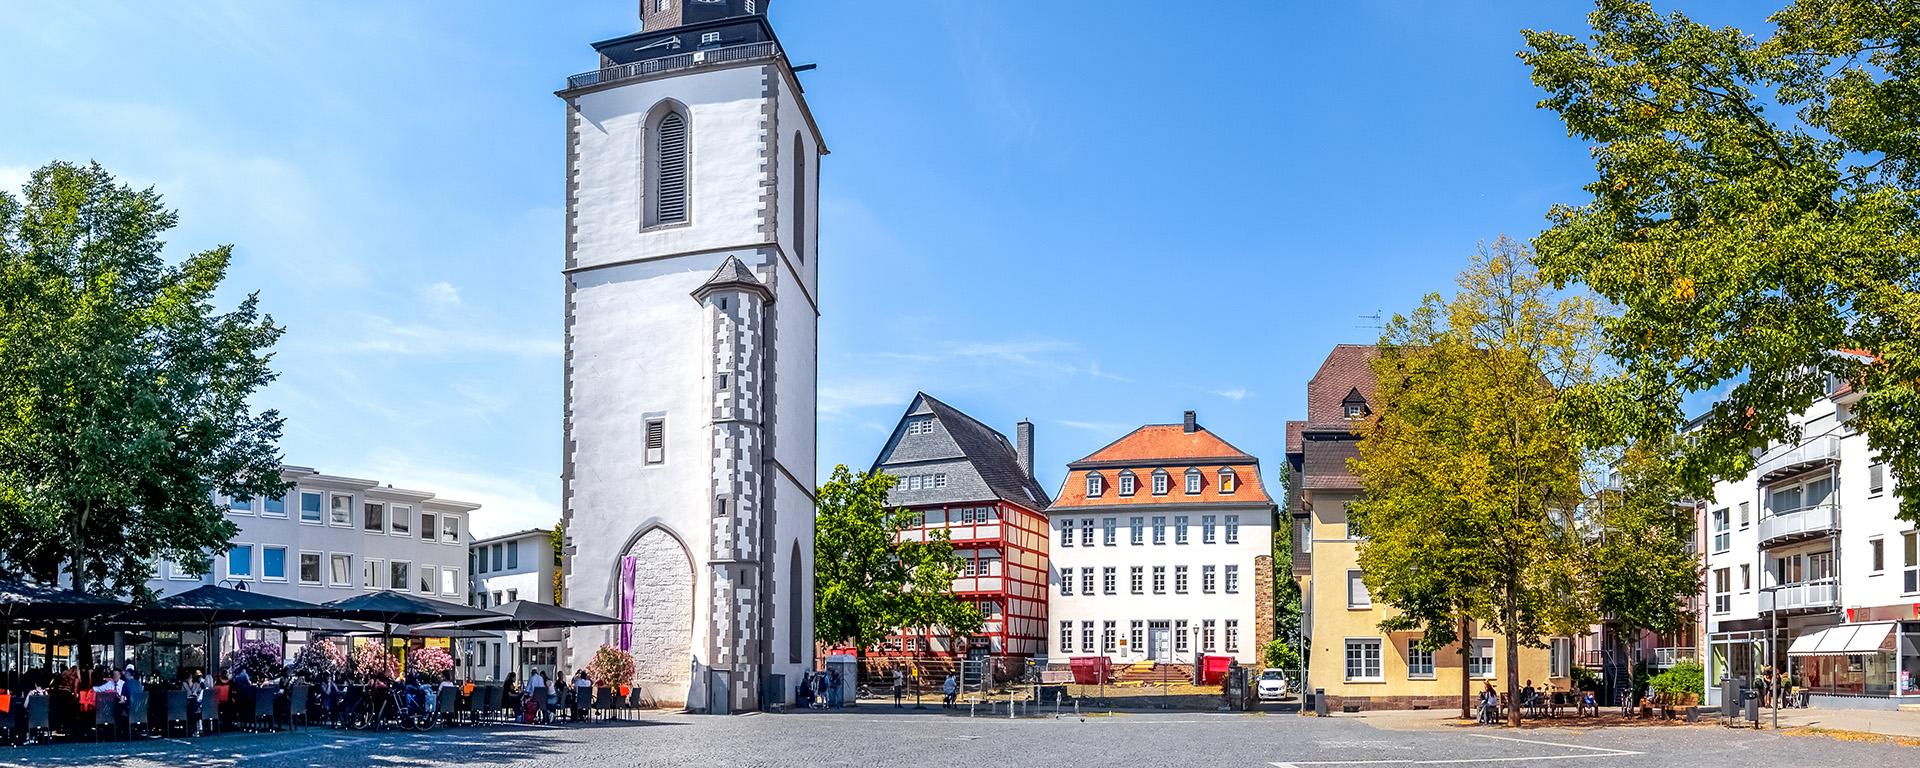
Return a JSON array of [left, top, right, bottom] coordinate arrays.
[[0, 1, 1771, 536]]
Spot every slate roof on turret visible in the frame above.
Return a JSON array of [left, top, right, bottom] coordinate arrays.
[[871, 393, 1051, 510], [690, 255, 770, 301]]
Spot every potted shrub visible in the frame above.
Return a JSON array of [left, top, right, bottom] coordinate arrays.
[[409, 646, 456, 678]]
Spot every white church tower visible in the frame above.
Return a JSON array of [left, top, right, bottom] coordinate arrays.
[[556, 0, 821, 713]]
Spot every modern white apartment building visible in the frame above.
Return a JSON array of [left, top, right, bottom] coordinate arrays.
[[1700, 376, 1920, 708], [469, 528, 560, 681], [148, 465, 480, 607], [1046, 412, 1277, 667]]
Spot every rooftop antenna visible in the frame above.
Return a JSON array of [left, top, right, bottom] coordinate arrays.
[[1356, 311, 1383, 332]]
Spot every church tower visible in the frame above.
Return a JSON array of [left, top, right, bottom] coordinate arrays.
[[557, 0, 821, 713]]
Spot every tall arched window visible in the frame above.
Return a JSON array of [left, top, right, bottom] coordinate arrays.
[[792, 132, 806, 263], [788, 540, 803, 663], [648, 104, 690, 227]]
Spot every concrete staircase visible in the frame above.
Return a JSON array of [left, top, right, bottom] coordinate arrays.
[[1114, 661, 1193, 684]]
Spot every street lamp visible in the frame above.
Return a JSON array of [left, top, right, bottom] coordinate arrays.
[[1758, 584, 1782, 731]]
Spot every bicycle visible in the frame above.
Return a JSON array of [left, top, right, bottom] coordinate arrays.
[[345, 683, 436, 732]]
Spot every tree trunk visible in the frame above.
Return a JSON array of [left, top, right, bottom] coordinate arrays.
[[1459, 613, 1472, 720], [1623, 642, 1637, 716], [73, 500, 94, 673], [1505, 628, 1522, 727]]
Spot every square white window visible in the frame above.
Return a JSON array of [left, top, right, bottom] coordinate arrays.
[[261, 546, 287, 581], [391, 505, 412, 536], [298, 552, 322, 585], [1407, 643, 1435, 678], [330, 493, 352, 526], [1470, 638, 1495, 678], [299, 491, 324, 524], [329, 554, 352, 586]]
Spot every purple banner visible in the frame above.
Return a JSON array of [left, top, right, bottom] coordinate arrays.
[[618, 555, 636, 651]]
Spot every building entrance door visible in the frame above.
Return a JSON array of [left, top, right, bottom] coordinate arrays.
[[1148, 622, 1172, 662]]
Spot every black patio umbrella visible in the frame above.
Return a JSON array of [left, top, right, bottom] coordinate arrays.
[[113, 585, 338, 626], [236, 616, 379, 636], [0, 579, 128, 622], [441, 600, 624, 632], [321, 592, 495, 673]]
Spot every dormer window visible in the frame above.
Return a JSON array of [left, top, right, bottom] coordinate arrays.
[[1151, 469, 1169, 496], [905, 417, 934, 436], [700, 32, 722, 45], [1218, 468, 1237, 494], [1086, 473, 1105, 497], [1118, 471, 1137, 496], [1184, 468, 1202, 495], [1345, 403, 1367, 418], [1342, 388, 1370, 419]]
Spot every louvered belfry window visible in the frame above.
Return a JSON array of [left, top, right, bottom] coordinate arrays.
[[653, 111, 689, 225], [644, 419, 666, 464]]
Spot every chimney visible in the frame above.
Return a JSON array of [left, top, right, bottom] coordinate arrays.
[[1015, 420, 1035, 478], [1183, 410, 1198, 433]]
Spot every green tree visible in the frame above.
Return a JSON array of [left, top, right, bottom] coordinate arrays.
[[813, 465, 978, 676], [550, 519, 565, 605], [1522, 0, 1920, 521], [0, 161, 286, 601], [1351, 239, 1599, 726], [1584, 438, 1699, 699], [1268, 469, 1304, 673]]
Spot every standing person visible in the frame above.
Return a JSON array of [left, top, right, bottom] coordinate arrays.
[[826, 667, 843, 709], [502, 672, 521, 717], [941, 673, 958, 709], [892, 666, 905, 708], [525, 668, 548, 724]]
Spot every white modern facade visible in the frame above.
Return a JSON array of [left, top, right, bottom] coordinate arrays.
[[468, 529, 560, 682], [557, 0, 820, 713], [1700, 377, 1920, 708], [150, 464, 480, 605]]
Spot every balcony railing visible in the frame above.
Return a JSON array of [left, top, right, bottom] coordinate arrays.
[[1769, 579, 1839, 612], [1757, 502, 1840, 548], [1651, 647, 1695, 669], [565, 41, 780, 90], [1756, 436, 1841, 482]]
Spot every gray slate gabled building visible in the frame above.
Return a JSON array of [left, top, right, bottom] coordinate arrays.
[[864, 393, 1052, 663]]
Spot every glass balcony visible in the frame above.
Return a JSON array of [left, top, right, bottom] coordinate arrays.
[[1769, 578, 1839, 613], [1757, 502, 1840, 548], [1756, 436, 1841, 482]]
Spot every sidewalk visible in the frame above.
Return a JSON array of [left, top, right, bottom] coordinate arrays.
[[1336, 705, 1920, 741], [1769, 706, 1920, 740]]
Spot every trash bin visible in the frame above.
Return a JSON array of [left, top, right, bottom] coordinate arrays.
[[1313, 688, 1328, 717], [1743, 688, 1760, 723]]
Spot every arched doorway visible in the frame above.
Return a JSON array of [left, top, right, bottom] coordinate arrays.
[[623, 527, 694, 699]]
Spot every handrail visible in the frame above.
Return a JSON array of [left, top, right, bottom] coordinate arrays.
[[1770, 578, 1839, 611], [1756, 436, 1841, 478], [565, 41, 780, 90], [1757, 502, 1839, 546]]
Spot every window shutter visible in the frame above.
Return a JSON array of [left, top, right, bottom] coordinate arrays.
[[655, 112, 689, 224], [645, 420, 666, 464]]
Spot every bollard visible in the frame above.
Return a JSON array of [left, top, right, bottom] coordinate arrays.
[[1313, 688, 1329, 717]]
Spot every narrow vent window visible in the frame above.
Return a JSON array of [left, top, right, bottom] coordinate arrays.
[[654, 111, 689, 225]]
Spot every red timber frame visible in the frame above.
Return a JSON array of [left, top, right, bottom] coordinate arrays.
[[868, 498, 1051, 661]]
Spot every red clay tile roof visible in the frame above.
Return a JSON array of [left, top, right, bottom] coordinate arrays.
[[1075, 424, 1254, 464], [1306, 344, 1379, 425], [1052, 422, 1272, 508], [1285, 420, 1304, 455]]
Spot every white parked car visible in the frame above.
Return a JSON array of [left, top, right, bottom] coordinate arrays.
[[1257, 669, 1289, 701]]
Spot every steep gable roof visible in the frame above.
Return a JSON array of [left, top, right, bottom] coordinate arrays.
[[872, 392, 1050, 509], [1071, 424, 1255, 466], [1306, 344, 1379, 426]]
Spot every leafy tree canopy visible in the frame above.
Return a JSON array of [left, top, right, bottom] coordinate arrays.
[[1522, 0, 1920, 520], [813, 465, 979, 660], [0, 161, 286, 598]]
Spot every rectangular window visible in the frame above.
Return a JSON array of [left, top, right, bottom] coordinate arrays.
[[419, 565, 437, 594], [1080, 567, 1094, 595], [1740, 564, 1751, 592], [1202, 515, 1216, 544], [330, 493, 351, 526], [262, 494, 286, 517], [1225, 515, 1240, 544], [1738, 501, 1750, 529], [1407, 642, 1435, 679], [1870, 537, 1885, 572], [1152, 566, 1166, 594], [442, 515, 460, 544], [329, 553, 352, 586], [645, 418, 666, 464], [506, 588, 518, 603], [1129, 517, 1144, 545], [1081, 621, 1095, 654], [1202, 564, 1217, 593], [1904, 531, 1917, 594], [1347, 569, 1371, 608], [1224, 619, 1239, 653], [299, 552, 322, 585], [1175, 620, 1189, 653], [365, 558, 383, 589], [1550, 638, 1572, 679], [491, 544, 503, 571], [1870, 463, 1886, 495], [1129, 566, 1144, 594], [1080, 519, 1095, 547], [421, 512, 437, 541], [1102, 517, 1117, 546], [1225, 564, 1240, 593], [1102, 621, 1117, 654], [1186, 471, 1202, 495], [1174, 515, 1189, 544], [1470, 639, 1495, 678], [299, 491, 324, 524], [226, 544, 254, 579], [1713, 568, 1731, 613], [1119, 473, 1135, 496], [1059, 568, 1072, 596], [1345, 639, 1383, 681], [363, 501, 385, 532], [1102, 566, 1116, 595], [1174, 565, 1189, 594], [227, 495, 254, 514], [1060, 622, 1072, 654], [390, 561, 411, 592], [1060, 519, 1073, 547], [261, 546, 287, 581], [390, 505, 411, 536], [1202, 619, 1217, 652], [906, 417, 933, 436], [508, 541, 521, 570], [1152, 516, 1167, 545], [1130, 621, 1144, 653], [1152, 472, 1169, 495], [1711, 508, 1730, 553]]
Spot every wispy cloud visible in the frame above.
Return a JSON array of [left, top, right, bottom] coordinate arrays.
[[1056, 419, 1128, 434], [1210, 387, 1250, 402], [352, 448, 559, 538], [335, 315, 560, 359], [1088, 362, 1131, 383], [420, 281, 461, 306]]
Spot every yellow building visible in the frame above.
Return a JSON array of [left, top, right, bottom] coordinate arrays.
[[1286, 345, 1570, 711]]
